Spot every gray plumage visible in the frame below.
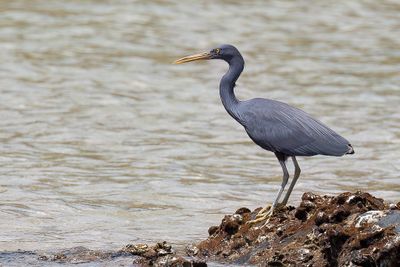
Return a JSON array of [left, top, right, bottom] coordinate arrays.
[[238, 98, 353, 157]]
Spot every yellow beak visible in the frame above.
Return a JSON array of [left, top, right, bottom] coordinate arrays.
[[173, 52, 211, 64]]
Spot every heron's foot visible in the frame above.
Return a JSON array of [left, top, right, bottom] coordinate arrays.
[[247, 208, 273, 226], [255, 205, 271, 218], [247, 203, 287, 226], [255, 203, 285, 218]]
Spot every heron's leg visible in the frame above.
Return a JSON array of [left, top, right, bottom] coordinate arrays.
[[280, 156, 301, 206], [270, 158, 289, 209], [255, 158, 289, 217], [248, 154, 289, 224]]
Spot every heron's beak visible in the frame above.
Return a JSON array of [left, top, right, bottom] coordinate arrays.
[[173, 52, 211, 64]]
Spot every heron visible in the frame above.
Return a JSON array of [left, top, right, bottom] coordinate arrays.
[[174, 44, 354, 224]]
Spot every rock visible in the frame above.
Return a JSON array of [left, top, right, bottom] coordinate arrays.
[[223, 220, 240, 235], [354, 210, 386, 227], [208, 225, 219, 236], [19, 191, 400, 266], [377, 210, 400, 233], [315, 211, 329, 226], [121, 243, 149, 255], [123, 241, 207, 266], [186, 244, 199, 256], [294, 206, 308, 221], [38, 246, 114, 264], [194, 191, 400, 266]]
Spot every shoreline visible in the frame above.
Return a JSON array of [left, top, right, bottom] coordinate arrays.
[[1, 191, 399, 266]]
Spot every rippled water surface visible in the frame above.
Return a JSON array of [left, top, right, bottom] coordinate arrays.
[[0, 0, 399, 253]]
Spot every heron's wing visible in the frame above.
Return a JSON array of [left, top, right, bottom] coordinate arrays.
[[240, 99, 350, 156]]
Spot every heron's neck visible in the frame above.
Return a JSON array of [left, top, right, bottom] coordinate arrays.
[[219, 56, 244, 123]]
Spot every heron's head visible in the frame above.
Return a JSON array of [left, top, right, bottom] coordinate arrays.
[[174, 44, 241, 64]]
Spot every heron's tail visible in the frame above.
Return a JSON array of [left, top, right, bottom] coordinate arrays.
[[347, 144, 355, 154]]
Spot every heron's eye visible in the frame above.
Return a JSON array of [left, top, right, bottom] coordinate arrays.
[[215, 48, 220, 54]]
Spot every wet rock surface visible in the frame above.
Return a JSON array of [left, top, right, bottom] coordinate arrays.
[[1, 242, 207, 266], [121, 241, 206, 266], [33, 242, 207, 266], [1, 192, 399, 266], [191, 191, 400, 266]]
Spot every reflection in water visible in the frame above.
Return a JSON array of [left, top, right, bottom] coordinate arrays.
[[0, 0, 399, 253]]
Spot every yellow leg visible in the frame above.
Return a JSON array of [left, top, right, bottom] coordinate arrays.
[[256, 204, 271, 218], [246, 203, 286, 225], [247, 205, 273, 225]]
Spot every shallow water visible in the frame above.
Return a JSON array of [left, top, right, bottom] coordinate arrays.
[[0, 0, 399, 255]]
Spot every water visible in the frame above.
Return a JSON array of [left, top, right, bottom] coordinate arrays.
[[0, 0, 399, 256]]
